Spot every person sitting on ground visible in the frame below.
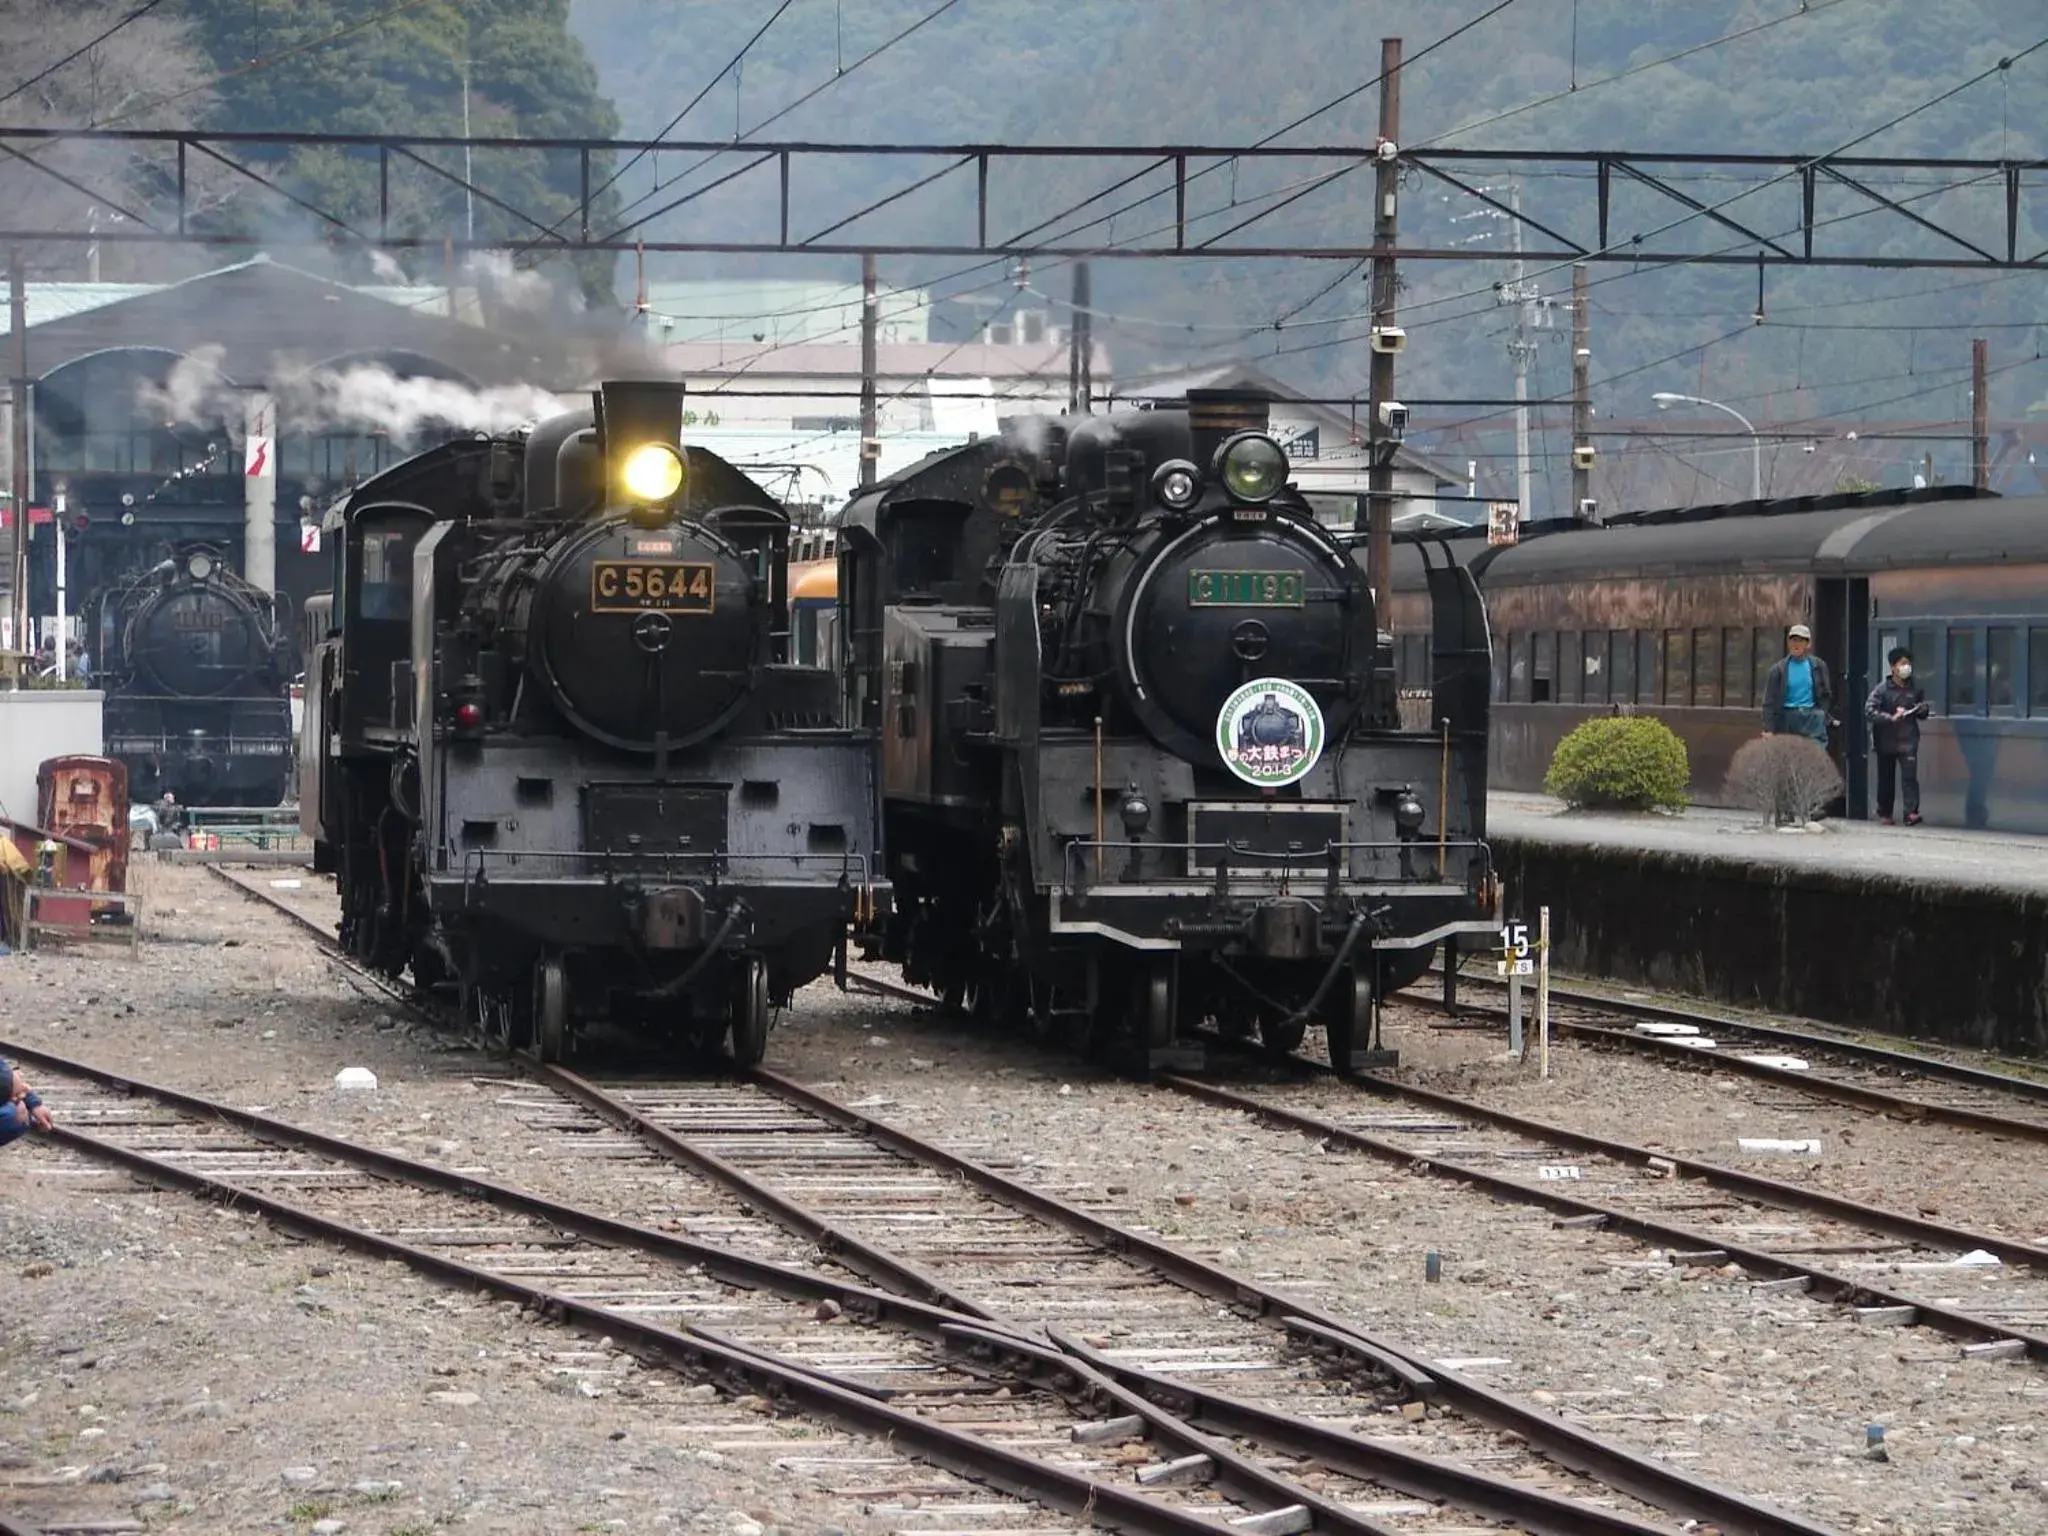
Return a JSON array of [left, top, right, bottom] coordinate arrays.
[[0, 1059, 54, 1146]]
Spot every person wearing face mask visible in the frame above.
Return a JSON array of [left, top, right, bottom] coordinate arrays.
[[1864, 647, 1930, 825]]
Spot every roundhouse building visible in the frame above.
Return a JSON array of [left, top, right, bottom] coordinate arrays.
[[0, 255, 566, 656]]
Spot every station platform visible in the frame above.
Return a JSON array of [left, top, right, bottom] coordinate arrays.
[[1481, 792, 2048, 1056]]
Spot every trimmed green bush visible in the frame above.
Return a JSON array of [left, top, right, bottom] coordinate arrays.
[[1543, 715, 1690, 811]]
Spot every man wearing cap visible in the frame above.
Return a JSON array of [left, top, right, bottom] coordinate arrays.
[[1761, 624, 1834, 749]]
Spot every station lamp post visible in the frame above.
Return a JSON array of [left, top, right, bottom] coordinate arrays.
[[1653, 391, 1763, 502]]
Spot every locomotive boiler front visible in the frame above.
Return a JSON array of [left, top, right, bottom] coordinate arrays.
[[502, 515, 761, 753], [127, 551, 280, 699], [1094, 512, 1375, 767]]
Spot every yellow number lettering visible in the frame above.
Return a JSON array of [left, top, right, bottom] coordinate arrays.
[[625, 567, 644, 598], [690, 566, 709, 599], [597, 566, 619, 598]]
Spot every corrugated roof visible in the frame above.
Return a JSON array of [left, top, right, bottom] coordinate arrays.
[[0, 255, 478, 335]]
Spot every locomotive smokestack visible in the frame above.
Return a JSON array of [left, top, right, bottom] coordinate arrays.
[[1186, 389, 1272, 467]]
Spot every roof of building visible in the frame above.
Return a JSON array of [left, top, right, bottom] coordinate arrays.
[[0, 257, 480, 337], [2, 255, 560, 386]]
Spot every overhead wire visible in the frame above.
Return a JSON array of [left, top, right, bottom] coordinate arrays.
[[0, 0, 166, 112]]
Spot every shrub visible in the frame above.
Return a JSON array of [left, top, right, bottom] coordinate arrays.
[[1725, 734, 1842, 825], [1543, 716, 1691, 811]]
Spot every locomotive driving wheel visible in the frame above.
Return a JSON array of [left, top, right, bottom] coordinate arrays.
[[1322, 964, 1373, 1074], [534, 957, 568, 1064], [1139, 960, 1175, 1052], [729, 955, 770, 1069]]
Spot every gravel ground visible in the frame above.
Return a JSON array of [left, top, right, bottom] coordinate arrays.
[[0, 865, 1046, 1535], [1370, 995, 2048, 1248], [8, 862, 2048, 1535]]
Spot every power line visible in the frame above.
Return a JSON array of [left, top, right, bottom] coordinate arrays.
[[0, 0, 166, 111]]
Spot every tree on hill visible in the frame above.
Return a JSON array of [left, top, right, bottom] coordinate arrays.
[[180, 0, 623, 302], [0, 0, 220, 282]]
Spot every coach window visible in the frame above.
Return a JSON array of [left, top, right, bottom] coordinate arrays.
[[1533, 631, 1555, 703], [1492, 635, 1509, 702], [1909, 627, 1937, 680], [1752, 628, 1775, 704], [1947, 627, 1981, 713], [1636, 632, 1658, 704], [1509, 632, 1530, 703], [1722, 628, 1752, 708], [1663, 630, 1691, 707], [1691, 627, 1718, 706], [1609, 630, 1635, 702], [1557, 631, 1579, 703], [1988, 627, 2017, 714], [2029, 629, 2048, 716], [1582, 632, 1607, 704]]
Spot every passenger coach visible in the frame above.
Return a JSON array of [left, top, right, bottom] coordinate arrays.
[[1388, 487, 2048, 832]]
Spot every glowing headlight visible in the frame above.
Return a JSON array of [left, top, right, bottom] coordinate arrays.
[[1216, 433, 1288, 503], [1151, 458, 1201, 510], [187, 553, 215, 581], [620, 442, 686, 503]]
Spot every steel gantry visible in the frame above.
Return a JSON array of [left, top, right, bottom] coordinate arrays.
[[1, 127, 2046, 268]]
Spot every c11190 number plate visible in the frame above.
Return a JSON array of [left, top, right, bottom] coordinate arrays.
[[591, 560, 715, 613], [1188, 569, 1304, 608]]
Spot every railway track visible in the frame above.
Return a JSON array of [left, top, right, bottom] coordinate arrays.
[[1163, 1053, 2048, 1367], [1412, 968, 2048, 1145], [175, 864, 1850, 1533]]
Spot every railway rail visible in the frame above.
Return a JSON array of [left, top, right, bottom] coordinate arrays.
[[1412, 969, 2048, 1145], [1162, 1054, 2048, 1367], [169, 864, 1851, 1534]]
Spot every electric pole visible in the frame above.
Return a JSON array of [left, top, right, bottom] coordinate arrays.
[[1972, 336, 1989, 491], [1571, 263, 1592, 521], [1499, 179, 1536, 526], [8, 252, 26, 663], [1075, 260, 1092, 413], [859, 253, 879, 490], [1365, 36, 1401, 626]]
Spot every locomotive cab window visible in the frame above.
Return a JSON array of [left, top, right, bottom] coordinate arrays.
[[358, 528, 415, 622]]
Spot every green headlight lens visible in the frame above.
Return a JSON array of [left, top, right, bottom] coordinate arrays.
[[1220, 436, 1287, 501]]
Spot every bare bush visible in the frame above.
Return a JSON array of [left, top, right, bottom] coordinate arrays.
[[1725, 734, 1842, 826]]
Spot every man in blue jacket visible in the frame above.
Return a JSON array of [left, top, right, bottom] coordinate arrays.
[[1865, 647, 1931, 825], [1761, 624, 1835, 747], [0, 1059, 53, 1146]]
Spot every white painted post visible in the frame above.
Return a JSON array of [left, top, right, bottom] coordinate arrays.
[[1537, 905, 1552, 1080]]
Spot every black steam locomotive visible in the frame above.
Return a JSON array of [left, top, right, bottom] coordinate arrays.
[[300, 381, 887, 1065], [842, 392, 1498, 1071], [96, 543, 296, 808]]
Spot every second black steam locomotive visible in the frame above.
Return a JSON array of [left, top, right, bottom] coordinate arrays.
[[301, 381, 887, 1065], [842, 391, 1498, 1070], [96, 543, 296, 807]]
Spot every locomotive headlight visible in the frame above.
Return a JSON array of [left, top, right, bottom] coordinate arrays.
[[1394, 794, 1427, 837], [1150, 459, 1201, 511], [619, 441, 686, 503], [187, 553, 215, 581], [1215, 433, 1288, 503]]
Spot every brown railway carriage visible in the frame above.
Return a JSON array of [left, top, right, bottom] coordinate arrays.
[[1388, 487, 2048, 832]]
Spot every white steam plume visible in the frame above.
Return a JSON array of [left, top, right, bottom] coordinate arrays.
[[273, 362, 571, 445], [135, 344, 234, 431], [367, 250, 406, 283], [466, 248, 555, 312]]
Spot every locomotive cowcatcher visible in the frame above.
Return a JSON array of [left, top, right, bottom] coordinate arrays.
[[300, 380, 887, 1064], [96, 543, 296, 808], [841, 391, 1497, 1070]]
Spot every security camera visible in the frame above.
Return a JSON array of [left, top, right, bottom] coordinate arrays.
[[1571, 444, 1596, 470], [1370, 325, 1406, 355], [1378, 401, 1408, 439]]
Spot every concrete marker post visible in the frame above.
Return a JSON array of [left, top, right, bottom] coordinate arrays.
[[1537, 906, 1552, 1080]]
